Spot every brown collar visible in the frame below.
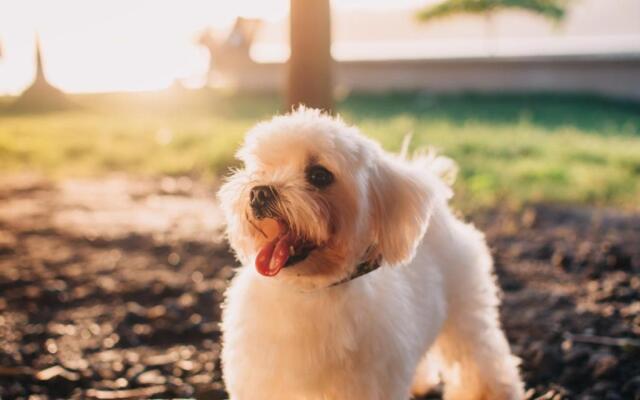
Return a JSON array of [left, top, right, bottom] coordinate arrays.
[[329, 255, 382, 287]]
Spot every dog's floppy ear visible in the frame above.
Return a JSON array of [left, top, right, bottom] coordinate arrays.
[[369, 156, 432, 266]]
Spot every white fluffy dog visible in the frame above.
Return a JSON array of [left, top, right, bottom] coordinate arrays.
[[218, 108, 524, 400]]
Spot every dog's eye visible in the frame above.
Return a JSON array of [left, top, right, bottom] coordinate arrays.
[[306, 165, 334, 188]]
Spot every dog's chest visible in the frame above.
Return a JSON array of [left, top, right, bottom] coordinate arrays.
[[222, 275, 381, 394], [230, 287, 359, 361]]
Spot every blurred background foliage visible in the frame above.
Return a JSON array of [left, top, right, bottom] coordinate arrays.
[[1, 91, 638, 211], [417, 0, 568, 22]]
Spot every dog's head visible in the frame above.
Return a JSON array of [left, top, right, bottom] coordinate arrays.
[[218, 108, 437, 289]]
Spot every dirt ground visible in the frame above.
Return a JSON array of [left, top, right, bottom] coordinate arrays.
[[0, 175, 638, 400]]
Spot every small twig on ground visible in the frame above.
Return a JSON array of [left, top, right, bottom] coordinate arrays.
[[85, 385, 168, 399], [564, 333, 640, 348], [142, 351, 180, 366], [35, 365, 80, 381]]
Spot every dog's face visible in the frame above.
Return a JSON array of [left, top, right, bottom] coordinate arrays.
[[218, 109, 433, 289]]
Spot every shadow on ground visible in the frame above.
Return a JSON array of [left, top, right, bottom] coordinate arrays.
[[0, 176, 638, 399]]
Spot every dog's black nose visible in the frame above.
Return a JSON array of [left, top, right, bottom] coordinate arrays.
[[250, 185, 277, 217]]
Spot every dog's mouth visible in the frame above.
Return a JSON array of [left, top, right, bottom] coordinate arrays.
[[251, 218, 316, 277]]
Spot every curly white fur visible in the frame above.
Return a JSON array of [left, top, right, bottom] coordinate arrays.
[[218, 108, 524, 400]]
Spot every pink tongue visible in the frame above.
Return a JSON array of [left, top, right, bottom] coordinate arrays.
[[255, 231, 294, 276]]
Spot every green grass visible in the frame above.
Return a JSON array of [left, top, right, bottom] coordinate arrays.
[[1, 90, 639, 211]]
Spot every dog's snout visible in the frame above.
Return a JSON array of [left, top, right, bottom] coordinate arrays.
[[250, 185, 277, 215]]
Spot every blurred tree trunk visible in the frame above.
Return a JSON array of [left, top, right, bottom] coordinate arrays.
[[287, 0, 333, 113]]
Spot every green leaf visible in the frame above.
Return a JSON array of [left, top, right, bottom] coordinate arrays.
[[417, 0, 567, 22]]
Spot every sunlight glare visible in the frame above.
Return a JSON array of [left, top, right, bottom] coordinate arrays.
[[0, 0, 290, 94]]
